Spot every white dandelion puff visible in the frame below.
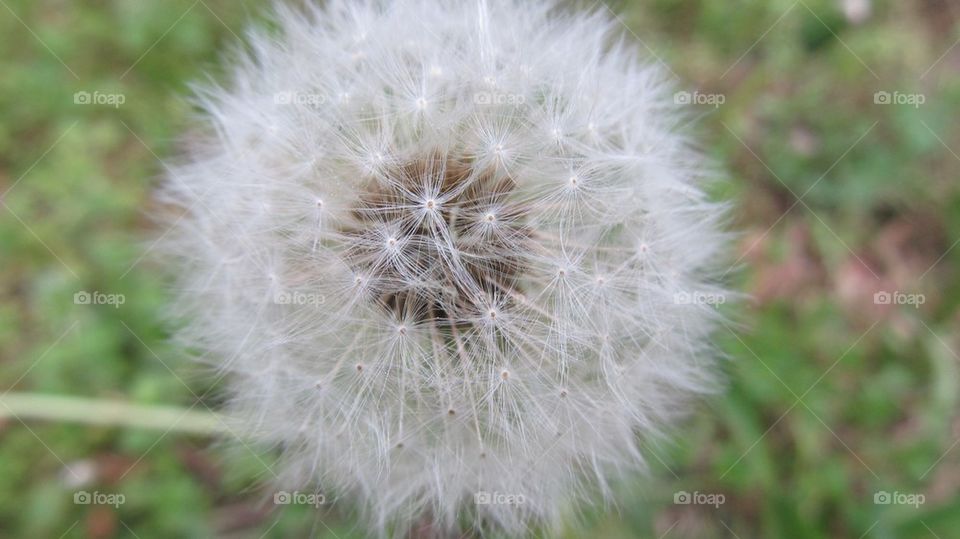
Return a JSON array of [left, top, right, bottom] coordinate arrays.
[[159, 0, 731, 536]]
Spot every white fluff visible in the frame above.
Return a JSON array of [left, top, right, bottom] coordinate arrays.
[[160, 0, 729, 536]]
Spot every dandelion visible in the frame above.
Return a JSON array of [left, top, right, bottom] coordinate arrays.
[[160, 0, 730, 536]]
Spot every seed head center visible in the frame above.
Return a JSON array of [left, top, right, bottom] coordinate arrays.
[[342, 154, 528, 326]]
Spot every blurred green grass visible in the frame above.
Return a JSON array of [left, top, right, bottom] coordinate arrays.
[[1, 0, 958, 537]]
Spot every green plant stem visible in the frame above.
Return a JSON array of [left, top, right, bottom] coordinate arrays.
[[0, 392, 224, 434]]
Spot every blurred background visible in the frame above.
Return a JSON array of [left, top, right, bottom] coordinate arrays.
[[1, 0, 958, 537]]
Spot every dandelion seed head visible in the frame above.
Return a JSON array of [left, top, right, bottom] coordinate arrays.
[[160, 0, 730, 536]]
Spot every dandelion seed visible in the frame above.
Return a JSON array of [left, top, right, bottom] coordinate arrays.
[[160, 0, 730, 536]]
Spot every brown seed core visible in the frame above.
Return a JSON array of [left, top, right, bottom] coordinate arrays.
[[342, 153, 529, 326]]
